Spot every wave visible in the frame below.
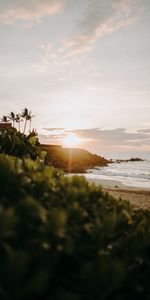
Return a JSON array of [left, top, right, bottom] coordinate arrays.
[[87, 158, 150, 188]]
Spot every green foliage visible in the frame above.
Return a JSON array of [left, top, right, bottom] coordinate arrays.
[[0, 154, 150, 299], [0, 127, 44, 160]]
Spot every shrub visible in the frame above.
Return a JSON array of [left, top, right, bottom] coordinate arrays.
[[0, 154, 150, 299], [0, 127, 44, 160]]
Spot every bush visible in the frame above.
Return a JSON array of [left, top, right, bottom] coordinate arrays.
[[0, 154, 150, 299], [0, 127, 44, 160]]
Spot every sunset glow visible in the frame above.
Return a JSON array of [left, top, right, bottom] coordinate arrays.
[[0, 0, 150, 153], [62, 133, 81, 148]]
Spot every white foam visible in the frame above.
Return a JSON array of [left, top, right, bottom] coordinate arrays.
[[86, 153, 150, 189]]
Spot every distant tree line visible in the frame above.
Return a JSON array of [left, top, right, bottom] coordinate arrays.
[[1, 108, 34, 134]]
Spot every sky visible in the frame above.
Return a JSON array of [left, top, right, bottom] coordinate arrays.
[[0, 0, 150, 154]]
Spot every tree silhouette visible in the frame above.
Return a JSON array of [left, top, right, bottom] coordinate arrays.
[[28, 111, 34, 132], [1, 116, 9, 123], [1, 109, 34, 133], [15, 114, 21, 132], [22, 108, 30, 134], [8, 112, 15, 127], [22, 109, 33, 133]]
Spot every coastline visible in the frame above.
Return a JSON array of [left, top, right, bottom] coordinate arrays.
[[85, 177, 150, 211], [85, 177, 128, 189]]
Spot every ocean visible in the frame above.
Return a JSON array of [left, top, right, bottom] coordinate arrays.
[[84, 152, 150, 189]]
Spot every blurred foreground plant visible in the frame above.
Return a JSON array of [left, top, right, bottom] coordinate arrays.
[[0, 154, 150, 300]]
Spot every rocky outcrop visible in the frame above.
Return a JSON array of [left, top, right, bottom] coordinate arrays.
[[113, 157, 143, 163], [40, 144, 108, 173]]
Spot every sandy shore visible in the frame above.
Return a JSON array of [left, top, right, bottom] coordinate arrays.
[[86, 177, 150, 211]]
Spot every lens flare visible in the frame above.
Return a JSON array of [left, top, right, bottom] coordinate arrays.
[[62, 133, 81, 148]]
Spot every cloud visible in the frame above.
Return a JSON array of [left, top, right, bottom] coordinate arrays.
[[39, 127, 150, 152], [38, 134, 57, 144], [137, 129, 150, 134], [34, 41, 91, 82], [73, 128, 150, 145], [64, 0, 142, 56], [43, 127, 65, 131], [42, 127, 66, 136], [0, 0, 64, 25], [38, 127, 67, 143], [39, 133, 66, 145], [34, 0, 143, 73], [35, 43, 68, 73]]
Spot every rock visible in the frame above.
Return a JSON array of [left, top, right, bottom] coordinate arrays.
[[40, 144, 109, 173], [112, 157, 144, 164]]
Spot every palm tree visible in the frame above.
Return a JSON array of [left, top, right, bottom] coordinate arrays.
[[15, 114, 21, 132], [22, 108, 33, 133], [22, 108, 29, 134], [28, 111, 34, 132], [8, 112, 15, 127], [28, 114, 32, 132], [1, 116, 9, 123]]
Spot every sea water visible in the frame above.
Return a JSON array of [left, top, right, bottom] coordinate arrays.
[[84, 152, 150, 189]]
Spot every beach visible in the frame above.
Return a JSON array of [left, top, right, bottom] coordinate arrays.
[[86, 177, 150, 211]]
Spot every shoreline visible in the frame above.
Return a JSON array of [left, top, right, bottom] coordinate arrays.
[[67, 173, 150, 210], [83, 173, 150, 189], [85, 177, 150, 211], [85, 177, 131, 189]]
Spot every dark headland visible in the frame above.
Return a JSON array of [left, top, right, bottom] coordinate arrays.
[[40, 144, 108, 173], [41, 144, 144, 173]]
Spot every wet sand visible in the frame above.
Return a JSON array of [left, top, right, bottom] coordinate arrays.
[[86, 177, 150, 210]]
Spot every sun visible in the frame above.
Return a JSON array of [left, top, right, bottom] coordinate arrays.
[[62, 133, 81, 148]]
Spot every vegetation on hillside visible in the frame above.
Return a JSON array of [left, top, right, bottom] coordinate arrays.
[[41, 144, 108, 173], [0, 109, 45, 160], [0, 154, 150, 299], [0, 126, 44, 160]]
